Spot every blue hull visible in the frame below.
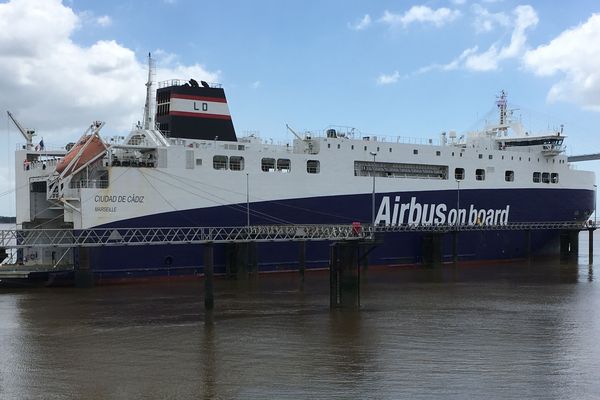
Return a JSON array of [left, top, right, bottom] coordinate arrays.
[[83, 188, 593, 282]]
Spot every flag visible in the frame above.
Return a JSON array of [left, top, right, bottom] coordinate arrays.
[[36, 138, 45, 151]]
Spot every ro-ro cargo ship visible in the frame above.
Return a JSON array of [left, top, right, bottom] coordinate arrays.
[[11, 63, 595, 283]]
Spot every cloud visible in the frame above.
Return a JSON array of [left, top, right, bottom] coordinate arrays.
[[523, 13, 600, 111], [451, 0, 467, 5], [78, 10, 112, 28], [349, 14, 371, 31], [422, 4, 537, 73], [250, 80, 261, 89], [0, 0, 219, 139], [380, 6, 461, 28], [376, 71, 401, 85], [471, 4, 510, 33], [96, 15, 112, 27]]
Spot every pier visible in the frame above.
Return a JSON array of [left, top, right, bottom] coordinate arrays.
[[0, 221, 595, 309]]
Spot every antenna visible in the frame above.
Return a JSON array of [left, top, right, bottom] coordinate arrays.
[[143, 52, 156, 130], [496, 90, 508, 128]]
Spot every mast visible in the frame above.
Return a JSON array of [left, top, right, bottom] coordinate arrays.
[[496, 90, 508, 133], [143, 53, 155, 130]]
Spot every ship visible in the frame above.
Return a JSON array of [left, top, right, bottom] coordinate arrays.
[[7, 59, 595, 283]]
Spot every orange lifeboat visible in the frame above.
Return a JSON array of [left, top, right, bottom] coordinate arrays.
[[55, 134, 107, 176]]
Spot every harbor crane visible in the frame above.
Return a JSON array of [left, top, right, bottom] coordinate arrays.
[[6, 111, 35, 150]]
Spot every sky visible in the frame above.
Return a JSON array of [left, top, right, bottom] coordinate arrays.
[[1, 0, 600, 215]]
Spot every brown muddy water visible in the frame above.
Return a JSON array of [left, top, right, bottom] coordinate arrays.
[[1, 232, 600, 399]]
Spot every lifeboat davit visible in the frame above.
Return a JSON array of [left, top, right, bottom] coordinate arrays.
[[55, 134, 107, 176]]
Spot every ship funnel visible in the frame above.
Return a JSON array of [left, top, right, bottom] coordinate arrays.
[[155, 79, 237, 142]]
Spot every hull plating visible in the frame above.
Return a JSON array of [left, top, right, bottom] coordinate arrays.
[[83, 188, 593, 281]]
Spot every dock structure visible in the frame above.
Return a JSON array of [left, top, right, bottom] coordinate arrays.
[[0, 221, 595, 309]]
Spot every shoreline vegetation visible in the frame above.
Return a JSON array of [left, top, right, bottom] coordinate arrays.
[[0, 216, 16, 223]]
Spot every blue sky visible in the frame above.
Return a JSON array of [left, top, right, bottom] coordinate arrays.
[[1, 0, 600, 215]]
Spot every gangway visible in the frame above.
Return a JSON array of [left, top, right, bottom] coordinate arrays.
[[0, 221, 591, 249]]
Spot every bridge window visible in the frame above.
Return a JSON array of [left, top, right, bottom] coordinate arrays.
[[542, 172, 550, 183], [261, 158, 275, 172], [195, 158, 202, 166], [533, 172, 540, 183], [475, 169, 485, 181], [307, 160, 320, 174], [488, 155, 493, 160], [413, 149, 418, 155], [551, 173, 559, 183], [213, 155, 227, 170], [277, 158, 291, 172], [478, 154, 483, 159], [229, 156, 244, 171], [505, 170, 514, 182], [455, 168, 465, 180], [436, 151, 441, 156]]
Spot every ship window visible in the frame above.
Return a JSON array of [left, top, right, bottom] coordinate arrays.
[[195, 159, 202, 166], [475, 169, 485, 181], [307, 160, 320, 174], [436, 151, 441, 156], [455, 168, 465, 180], [351, 145, 354, 150], [478, 154, 483, 159], [502, 156, 504, 160], [377, 147, 380, 152], [413, 149, 418, 155], [213, 155, 228, 170], [460, 153, 463, 157], [551, 173, 559, 183], [364, 146, 367, 151], [505, 170, 514, 182], [542, 172, 550, 183], [389, 148, 392, 153], [261, 158, 275, 172], [511, 156, 514, 160], [452, 152, 455, 157], [488, 155, 493, 160], [229, 156, 244, 171], [337, 144, 340, 149], [328, 143, 331, 149], [533, 172, 541, 183], [277, 158, 291, 172]]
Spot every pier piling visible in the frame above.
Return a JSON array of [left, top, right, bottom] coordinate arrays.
[[298, 240, 305, 282], [204, 242, 214, 310], [589, 228, 594, 265], [526, 230, 532, 260], [74, 246, 94, 288], [422, 233, 442, 266], [452, 231, 458, 263], [560, 230, 579, 262], [329, 242, 360, 309]]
